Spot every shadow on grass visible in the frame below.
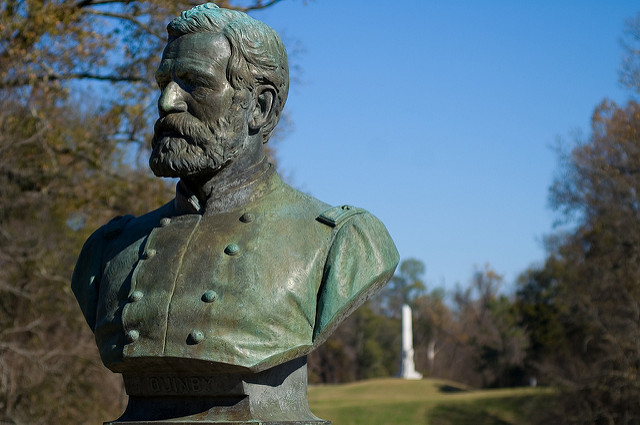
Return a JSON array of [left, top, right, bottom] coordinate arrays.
[[439, 384, 467, 393], [429, 406, 511, 425], [427, 394, 550, 425]]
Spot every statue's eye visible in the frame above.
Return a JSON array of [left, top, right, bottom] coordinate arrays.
[[155, 72, 170, 90], [174, 68, 202, 90], [191, 87, 211, 101]]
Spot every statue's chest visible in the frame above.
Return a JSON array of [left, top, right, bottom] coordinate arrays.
[[96, 210, 332, 364], [102, 211, 327, 291]]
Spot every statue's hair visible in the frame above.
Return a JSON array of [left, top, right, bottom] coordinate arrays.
[[167, 3, 289, 143]]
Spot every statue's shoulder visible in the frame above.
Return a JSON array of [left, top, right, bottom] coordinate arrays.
[[312, 202, 399, 345], [266, 178, 331, 220], [317, 204, 395, 254], [269, 180, 375, 230], [102, 214, 135, 239], [317, 205, 368, 228], [86, 200, 175, 249], [113, 201, 175, 236], [76, 214, 133, 258]]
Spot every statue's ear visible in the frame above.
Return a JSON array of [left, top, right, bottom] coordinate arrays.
[[249, 85, 276, 134]]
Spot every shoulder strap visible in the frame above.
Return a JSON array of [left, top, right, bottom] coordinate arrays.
[[317, 205, 366, 228]]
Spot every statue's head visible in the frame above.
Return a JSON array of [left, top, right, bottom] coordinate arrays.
[[149, 3, 289, 178]]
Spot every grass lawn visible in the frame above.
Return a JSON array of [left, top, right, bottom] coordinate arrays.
[[308, 378, 551, 425]]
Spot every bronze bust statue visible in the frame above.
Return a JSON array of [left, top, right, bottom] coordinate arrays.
[[72, 4, 398, 424]]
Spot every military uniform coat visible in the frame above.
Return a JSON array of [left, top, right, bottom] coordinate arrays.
[[72, 165, 399, 373]]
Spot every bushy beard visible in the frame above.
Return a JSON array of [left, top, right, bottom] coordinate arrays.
[[149, 111, 244, 178]]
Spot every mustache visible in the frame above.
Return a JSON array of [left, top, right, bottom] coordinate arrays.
[[153, 113, 213, 147]]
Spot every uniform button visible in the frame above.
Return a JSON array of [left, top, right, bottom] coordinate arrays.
[[202, 290, 217, 303], [126, 330, 140, 343], [129, 291, 144, 302], [142, 249, 156, 259], [159, 217, 171, 227], [189, 330, 204, 344], [240, 213, 254, 223], [224, 243, 240, 256]]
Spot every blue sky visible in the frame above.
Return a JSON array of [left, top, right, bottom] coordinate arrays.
[[249, 1, 639, 292]]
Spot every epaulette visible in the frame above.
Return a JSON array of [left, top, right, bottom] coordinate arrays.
[[102, 214, 134, 239], [317, 205, 365, 228]]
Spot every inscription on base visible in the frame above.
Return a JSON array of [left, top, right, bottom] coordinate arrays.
[[124, 375, 245, 396]]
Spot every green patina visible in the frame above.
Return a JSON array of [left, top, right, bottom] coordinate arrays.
[[71, 4, 398, 424]]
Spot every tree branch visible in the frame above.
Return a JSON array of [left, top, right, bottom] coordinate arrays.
[[243, 0, 284, 11], [77, 0, 283, 11], [2, 72, 146, 88], [75, 0, 135, 9], [81, 9, 165, 41], [0, 319, 44, 337], [186, 0, 284, 12]]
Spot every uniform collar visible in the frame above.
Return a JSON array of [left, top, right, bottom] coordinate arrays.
[[174, 158, 278, 216]]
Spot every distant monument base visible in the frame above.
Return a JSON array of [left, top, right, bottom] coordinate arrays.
[[398, 365, 423, 381], [104, 357, 329, 425], [398, 345, 423, 380]]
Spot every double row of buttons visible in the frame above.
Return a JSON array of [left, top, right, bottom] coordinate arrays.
[[124, 288, 218, 345], [123, 212, 254, 346]]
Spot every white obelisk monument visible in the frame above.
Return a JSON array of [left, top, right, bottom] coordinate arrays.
[[399, 303, 422, 379]]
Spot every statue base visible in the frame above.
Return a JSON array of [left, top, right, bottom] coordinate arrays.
[[105, 357, 329, 425]]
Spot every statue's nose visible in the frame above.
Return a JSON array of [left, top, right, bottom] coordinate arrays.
[[158, 82, 188, 116]]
